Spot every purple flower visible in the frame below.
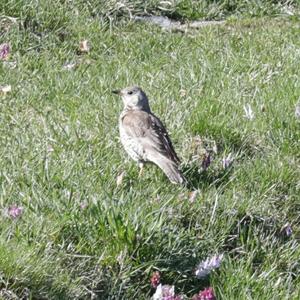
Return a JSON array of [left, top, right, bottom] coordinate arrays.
[[193, 287, 216, 300], [152, 284, 182, 300], [0, 43, 10, 60], [195, 254, 223, 278], [8, 205, 23, 219]]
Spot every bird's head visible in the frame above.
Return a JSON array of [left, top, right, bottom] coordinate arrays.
[[112, 86, 150, 112]]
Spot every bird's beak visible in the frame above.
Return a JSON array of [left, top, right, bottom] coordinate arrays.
[[112, 89, 121, 95]]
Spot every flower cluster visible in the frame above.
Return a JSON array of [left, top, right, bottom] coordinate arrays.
[[8, 205, 23, 219], [195, 254, 223, 279], [192, 287, 216, 300]]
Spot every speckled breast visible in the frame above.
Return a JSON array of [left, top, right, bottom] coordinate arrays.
[[119, 122, 145, 162]]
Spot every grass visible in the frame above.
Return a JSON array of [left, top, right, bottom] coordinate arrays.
[[2, 0, 299, 22], [1, 1, 300, 299]]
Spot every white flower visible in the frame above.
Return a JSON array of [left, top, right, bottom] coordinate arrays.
[[153, 284, 175, 300], [195, 254, 224, 278]]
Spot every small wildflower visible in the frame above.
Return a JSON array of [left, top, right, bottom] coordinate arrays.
[[8, 205, 23, 219], [0, 43, 10, 60], [243, 104, 254, 120], [222, 153, 233, 169], [193, 287, 216, 300], [195, 254, 223, 278], [152, 284, 182, 300], [150, 271, 161, 288]]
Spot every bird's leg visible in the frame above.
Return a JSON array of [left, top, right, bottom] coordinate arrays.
[[138, 162, 144, 177]]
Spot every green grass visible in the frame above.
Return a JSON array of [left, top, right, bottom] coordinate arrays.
[[2, 0, 300, 22], [1, 1, 300, 299]]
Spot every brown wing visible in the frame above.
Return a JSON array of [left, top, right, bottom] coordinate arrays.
[[121, 110, 180, 164], [149, 113, 180, 163]]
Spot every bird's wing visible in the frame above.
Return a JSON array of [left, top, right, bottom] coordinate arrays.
[[121, 110, 180, 164]]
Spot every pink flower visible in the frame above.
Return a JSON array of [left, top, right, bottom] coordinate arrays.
[[0, 43, 10, 60], [193, 287, 216, 300], [8, 205, 23, 219], [151, 271, 161, 288]]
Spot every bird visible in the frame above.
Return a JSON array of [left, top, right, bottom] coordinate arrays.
[[112, 86, 185, 184]]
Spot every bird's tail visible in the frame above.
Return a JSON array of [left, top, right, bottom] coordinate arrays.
[[152, 155, 186, 185]]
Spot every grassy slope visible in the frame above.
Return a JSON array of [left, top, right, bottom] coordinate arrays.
[[1, 2, 300, 300]]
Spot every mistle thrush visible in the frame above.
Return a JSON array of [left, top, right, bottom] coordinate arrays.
[[113, 86, 185, 184]]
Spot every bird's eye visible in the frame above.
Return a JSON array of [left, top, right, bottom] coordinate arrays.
[[128, 91, 133, 95]]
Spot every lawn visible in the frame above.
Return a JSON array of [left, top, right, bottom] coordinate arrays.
[[0, 1, 300, 299]]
